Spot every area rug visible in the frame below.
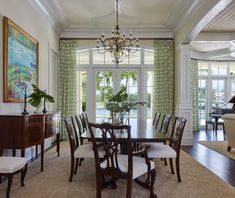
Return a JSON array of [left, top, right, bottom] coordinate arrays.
[[198, 141, 235, 161], [1, 142, 235, 198]]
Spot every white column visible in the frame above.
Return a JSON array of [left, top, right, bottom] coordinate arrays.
[[175, 44, 193, 145]]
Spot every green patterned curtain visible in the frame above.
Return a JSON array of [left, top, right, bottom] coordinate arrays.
[[58, 40, 78, 139], [153, 40, 174, 116], [191, 59, 199, 132]]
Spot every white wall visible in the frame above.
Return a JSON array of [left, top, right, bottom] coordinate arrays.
[[0, 0, 59, 114], [0, 0, 60, 157]]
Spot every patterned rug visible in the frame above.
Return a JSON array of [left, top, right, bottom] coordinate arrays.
[[1, 141, 235, 198]]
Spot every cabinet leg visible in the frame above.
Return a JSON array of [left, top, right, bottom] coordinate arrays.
[[36, 145, 38, 158], [41, 143, 44, 172], [56, 133, 60, 157]]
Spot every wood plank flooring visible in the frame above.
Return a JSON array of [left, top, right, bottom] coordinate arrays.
[[182, 130, 235, 187]]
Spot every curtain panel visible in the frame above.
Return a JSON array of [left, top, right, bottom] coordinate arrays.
[[191, 59, 199, 132], [58, 40, 78, 139], [153, 40, 174, 117]]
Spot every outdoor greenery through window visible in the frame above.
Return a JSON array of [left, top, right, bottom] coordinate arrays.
[[77, 47, 154, 131], [198, 61, 235, 127]]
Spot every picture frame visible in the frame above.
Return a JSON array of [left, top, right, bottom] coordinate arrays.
[[3, 16, 39, 102]]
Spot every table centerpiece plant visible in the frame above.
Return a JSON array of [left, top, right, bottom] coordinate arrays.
[[105, 87, 145, 124]]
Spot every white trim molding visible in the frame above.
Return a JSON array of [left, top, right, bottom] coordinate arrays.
[[175, 44, 193, 145], [60, 26, 173, 39]]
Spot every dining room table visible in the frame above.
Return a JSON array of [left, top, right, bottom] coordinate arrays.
[[81, 119, 172, 143]]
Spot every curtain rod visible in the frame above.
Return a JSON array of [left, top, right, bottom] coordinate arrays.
[[191, 58, 235, 62]]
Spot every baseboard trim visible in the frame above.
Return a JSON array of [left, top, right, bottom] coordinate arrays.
[[182, 137, 193, 146]]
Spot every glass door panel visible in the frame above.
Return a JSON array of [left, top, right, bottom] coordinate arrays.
[[211, 79, 225, 108], [147, 71, 154, 126], [120, 71, 138, 128], [95, 71, 113, 122], [198, 79, 206, 126], [77, 71, 87, 113], [231, 79, 235, 96]]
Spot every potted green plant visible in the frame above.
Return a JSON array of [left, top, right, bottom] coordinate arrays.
[[28, 84, 54, 113], [105, 87, 145, 124]]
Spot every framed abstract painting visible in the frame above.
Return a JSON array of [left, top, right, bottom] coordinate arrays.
[[3, 17, 39, 102]]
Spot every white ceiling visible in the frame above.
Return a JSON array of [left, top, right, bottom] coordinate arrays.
[[56, 0, 191, 29], [31, 0, 235, 59]]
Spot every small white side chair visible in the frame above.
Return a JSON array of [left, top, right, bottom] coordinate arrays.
[[0, 156, 28, 198]]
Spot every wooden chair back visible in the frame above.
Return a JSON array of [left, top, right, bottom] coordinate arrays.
[[159, 114, 172, 134], [170, 117, 187, 153], [79, 112, 89, 131], [64, 117, 79, 154], [75, 114, 85, 145], [153, 112, 161, 130], [88, 122, 132, 179]]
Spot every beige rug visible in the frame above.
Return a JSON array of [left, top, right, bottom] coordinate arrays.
[[1, 142, 235, 198], [198, 141, 235, 160]]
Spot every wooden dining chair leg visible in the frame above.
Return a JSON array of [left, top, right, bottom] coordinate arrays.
[[175, 156, 181, 182], [96, 176, 102, 198], [69, 157, 75, 182], [6, 174, 13, 198], [110, 177, 118, 189], [21, 164, 28, 186], [74, 158, 79, 174], [149, 169, 157, 198], [169, 158, 175, 174], [79, 158, 84, 166], [126, 179, 132, 198], [164, 158, 167, 166]]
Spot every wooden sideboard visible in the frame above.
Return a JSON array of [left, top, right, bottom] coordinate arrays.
[[0, 112, 60, 172]]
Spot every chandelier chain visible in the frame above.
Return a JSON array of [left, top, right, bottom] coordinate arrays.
[[96, 0, 139, 65]]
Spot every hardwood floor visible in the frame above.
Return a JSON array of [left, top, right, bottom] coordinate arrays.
[[182, 129, 235, 187]]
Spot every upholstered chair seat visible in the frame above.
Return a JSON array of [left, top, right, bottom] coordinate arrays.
[[147, 143, 177, 159], [223, 114, 235, 151], [0, 157, 28, 173], [100, 154, 155, 179], [74, 144, 105, 158], [0, 156, 28, 198]]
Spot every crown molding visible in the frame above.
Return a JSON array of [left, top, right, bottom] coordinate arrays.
[[60, 26, 173, 39], [194, 32, 235, 41], [28, 0, 68, 34]]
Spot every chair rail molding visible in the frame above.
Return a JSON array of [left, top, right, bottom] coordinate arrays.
[[175, 44, 193, 145]]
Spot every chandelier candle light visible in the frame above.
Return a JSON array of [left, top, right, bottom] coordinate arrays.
[[96, 0, 139, 66]]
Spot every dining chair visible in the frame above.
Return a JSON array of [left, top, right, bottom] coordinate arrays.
[[75, 114, 87, 146], [153, 113, 171, 166], [146, 117, 187, 182], [152, 112, 161, 130], [88, 122, 157, 198], [79, 112, 89, 131], [0, 156, 28, 198], [159, 113, 172, 134], [64, 117, 104, 182]]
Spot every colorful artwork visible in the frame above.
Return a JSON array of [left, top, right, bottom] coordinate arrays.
[[3, 17, 39, 102]]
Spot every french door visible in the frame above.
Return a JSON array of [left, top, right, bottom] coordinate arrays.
[[94, 68, 140, 127], [198, 78, 227, 127], [78, 67, 154, 132]]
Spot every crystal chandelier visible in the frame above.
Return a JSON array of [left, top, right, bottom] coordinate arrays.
[[96, 0, 139, 65]]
